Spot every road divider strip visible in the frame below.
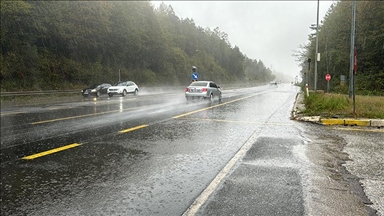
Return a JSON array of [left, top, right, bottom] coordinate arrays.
[[118, 124, 148, 134], [22, 143, 81, 160]]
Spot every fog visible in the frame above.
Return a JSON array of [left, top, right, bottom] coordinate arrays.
[[152, 1, 335, 78]]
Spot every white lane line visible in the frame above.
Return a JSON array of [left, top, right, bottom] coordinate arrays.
[[182, 127, 262, 216]]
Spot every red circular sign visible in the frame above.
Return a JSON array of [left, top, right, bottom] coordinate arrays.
[[325, 73, 331, 81]]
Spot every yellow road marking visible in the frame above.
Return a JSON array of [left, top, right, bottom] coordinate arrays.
[[173, 93, 261, 119], [22, 143, 81, 160], [179, 117, 292, 126], [119, 124, 149, 134], [31, 108, 137, 125], [321, 119, 345, 125], [335, 127, 384, 133], [344, 119, 370, 126]]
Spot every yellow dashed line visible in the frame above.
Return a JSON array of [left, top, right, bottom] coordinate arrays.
[[22, 143, 81, 160], [119, 124, 149, 134], [20, 91, 269, 160]]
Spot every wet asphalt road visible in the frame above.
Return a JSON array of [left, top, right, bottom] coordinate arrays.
[[1, 84, 382, 216]]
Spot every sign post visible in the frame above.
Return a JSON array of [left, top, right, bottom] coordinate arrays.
[[325, 73, 331, 93]]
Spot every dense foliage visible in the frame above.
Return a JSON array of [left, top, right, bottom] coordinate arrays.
[[1, 1, 275, 91], [295, 0, 384, 95]]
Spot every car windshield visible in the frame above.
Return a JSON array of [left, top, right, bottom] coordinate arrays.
[[88, 84, 99, 89], [190, 82, 208, 87], [117, 82, 126, 86]]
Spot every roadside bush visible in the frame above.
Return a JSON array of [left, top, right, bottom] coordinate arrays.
[[303, 92, 384, 118]]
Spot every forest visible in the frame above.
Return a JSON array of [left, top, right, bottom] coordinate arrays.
[[1, 1, 276, 91], [295, 0, 384, 95], [2, 1, 383, 94]]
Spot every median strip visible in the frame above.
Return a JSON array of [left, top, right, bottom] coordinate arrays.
[[22, 143, 81, 160]]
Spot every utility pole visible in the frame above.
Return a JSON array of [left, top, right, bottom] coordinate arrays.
[[349, 0, 356, 99], [307, 58, 311, 86], [314, 0, 320, 91]]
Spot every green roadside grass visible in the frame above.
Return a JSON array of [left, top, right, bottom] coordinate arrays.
[[303, 92, 384, 119]]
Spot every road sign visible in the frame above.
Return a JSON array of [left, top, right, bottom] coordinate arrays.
[[325, 73, 331, 81], [191, 72, 199, 80]]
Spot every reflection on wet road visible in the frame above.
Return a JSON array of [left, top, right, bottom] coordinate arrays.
[[4, 84, 374, 215]]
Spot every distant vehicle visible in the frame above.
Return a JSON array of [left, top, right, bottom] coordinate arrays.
[[81, 83, 111, 97], [107, 81, 139, 97], [185, 81, 222, 102], [270, 81, 277, 85]]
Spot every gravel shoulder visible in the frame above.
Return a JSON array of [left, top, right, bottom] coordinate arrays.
[[294, 91, 383, 216]]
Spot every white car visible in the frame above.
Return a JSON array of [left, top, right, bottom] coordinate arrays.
[[185, 81, 222, 102], [107, 81, 139, 97]]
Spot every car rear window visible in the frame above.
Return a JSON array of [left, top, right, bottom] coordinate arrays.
[[190, 82, 208, 87]]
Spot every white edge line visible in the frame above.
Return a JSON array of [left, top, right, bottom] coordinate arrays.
[[182, 128, 262, 216]]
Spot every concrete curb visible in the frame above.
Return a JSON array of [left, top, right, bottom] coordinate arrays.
[[320, 118, 384, 127]]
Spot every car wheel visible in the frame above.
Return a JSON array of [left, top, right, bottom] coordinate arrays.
[[219, 94, 222, 102], [96, 91, 100, 97], [122, 90, 127, 97], [134, 89, 138, 96], [209, 93, 214, 102], [108, 94, 113, 97]]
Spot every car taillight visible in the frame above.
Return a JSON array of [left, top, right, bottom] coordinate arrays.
[[185, 88, 189, 92], [202, 88, 207, 92]]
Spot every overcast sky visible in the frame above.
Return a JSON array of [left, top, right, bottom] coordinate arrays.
[[151, 1, 335, 78]]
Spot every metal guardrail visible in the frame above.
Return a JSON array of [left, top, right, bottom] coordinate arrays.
[[1, 90, 81, 97]]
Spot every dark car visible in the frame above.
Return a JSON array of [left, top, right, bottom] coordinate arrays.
[[81, 83, 111, 97]]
